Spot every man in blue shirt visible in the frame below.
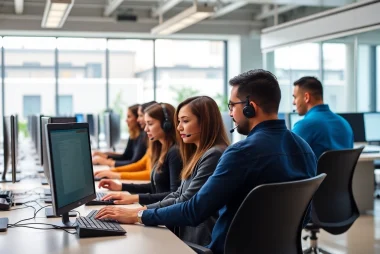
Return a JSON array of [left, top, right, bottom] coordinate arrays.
[[292, 76, 354, 159], [96, 70, 317, 254]]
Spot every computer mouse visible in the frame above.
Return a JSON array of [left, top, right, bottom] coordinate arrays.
[[0, 198, 10, 211]]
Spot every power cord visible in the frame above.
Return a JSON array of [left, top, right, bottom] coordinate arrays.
[[7, 223, 77, 235]]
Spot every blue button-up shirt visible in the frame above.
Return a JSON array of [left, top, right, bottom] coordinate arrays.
[[293, 104, 354, 159], [142, 120, 317, 254]]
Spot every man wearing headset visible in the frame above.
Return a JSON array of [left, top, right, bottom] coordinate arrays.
[[96, 70, 317, 254]]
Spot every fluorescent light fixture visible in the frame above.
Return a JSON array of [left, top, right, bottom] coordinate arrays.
[[151, 4, 214, 35], [41, 0, 75, 28]]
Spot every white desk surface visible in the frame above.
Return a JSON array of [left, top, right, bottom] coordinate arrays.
[[0, 179, 194, 254]]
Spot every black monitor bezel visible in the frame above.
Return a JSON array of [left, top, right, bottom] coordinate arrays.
[[45, 122, 96, 216]]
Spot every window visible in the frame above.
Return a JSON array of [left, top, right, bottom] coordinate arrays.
[[269, 43, 320, 113], [322, 43, 347, 112], [377, 46, 380, 111], [108, 39, 154, 139], [3, 37, 56, 123], [57, 38, 106, 116], [58, 95, 73, 116], [357, 45, 371, 112], [23, 95, 41, 117], [155, 40, 225, 108]]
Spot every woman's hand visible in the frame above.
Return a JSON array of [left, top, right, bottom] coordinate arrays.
[[98, 179, 122, 191], [92, 151, 107, 158], [94, 170, 121, 179], [92, 156, 115, 167]]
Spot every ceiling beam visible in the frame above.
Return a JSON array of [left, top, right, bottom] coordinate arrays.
[[255, 5, 299, 20], [104, 0, 124, 16], [233, 0, 353, 7], [211, 1, 248, 19], [152, 0, 185, 17], [14, 0, 24, 14]]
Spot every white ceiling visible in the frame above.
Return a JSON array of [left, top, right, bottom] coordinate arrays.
[[0, 0, 357, 37]]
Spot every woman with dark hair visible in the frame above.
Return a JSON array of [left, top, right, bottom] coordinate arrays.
[[97, 96, 230, 246], [92, 104, 147, 167], [94, 101, 157, 180]]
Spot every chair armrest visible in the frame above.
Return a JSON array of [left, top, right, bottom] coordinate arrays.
[[184, 241, 213, 254]]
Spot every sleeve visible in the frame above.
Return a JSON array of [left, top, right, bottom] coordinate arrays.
[[121, 183, 152, 194], [114, 134, 147, 167], [118, 167, 151, 180], [146, 148, 222, 209], [108, 138, 134, 161], [138, 147, 182, 205], [142, 146, 249, 227], [111, 153, 148, 173]]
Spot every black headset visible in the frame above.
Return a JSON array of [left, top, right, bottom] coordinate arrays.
[[243, 96, 256, 118], [160, 103, 173, 132]]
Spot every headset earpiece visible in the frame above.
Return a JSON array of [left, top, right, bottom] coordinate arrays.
[[161, 104, 172, 132], [243, 96, 255, 118]]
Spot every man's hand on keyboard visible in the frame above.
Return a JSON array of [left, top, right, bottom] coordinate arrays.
[[94, 170, 120, 179], [101, 192, 139, 205], [95, 206, 147, 224]]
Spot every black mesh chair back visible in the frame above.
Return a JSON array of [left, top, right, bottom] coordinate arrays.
[[224, 174, 326, 254], [311, 147, 363, 235]]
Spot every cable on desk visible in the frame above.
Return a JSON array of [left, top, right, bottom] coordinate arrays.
[[7, 222, 77, 235]]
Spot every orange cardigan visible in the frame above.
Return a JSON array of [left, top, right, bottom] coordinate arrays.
[[111, 151, 151, 180]]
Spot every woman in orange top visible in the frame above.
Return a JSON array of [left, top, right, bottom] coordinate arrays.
[[93, 101, 156, 180]]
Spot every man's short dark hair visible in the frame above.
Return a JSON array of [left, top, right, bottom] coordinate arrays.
[[293, 76, 323, 100], [229, 69, 281, 114]]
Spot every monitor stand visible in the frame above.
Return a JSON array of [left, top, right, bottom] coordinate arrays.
[[50, 212, 77, 229], [45, 208, 76, 218]]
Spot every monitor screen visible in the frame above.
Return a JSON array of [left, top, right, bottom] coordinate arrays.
[[46, 123, 95, 215], [1, 116, 16, 183], [338, 113, 366, 142], [289, 113, 304, 130], [364, 113, 380, 142], [75, 114, 85, 123]]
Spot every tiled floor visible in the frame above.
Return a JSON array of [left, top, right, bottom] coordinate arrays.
[[301, 200, 380, 254]]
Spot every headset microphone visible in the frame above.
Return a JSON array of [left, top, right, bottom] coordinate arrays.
[[230, 125, 239, 133], [150, 137, 155, 141], [185, 132, 200, 137]]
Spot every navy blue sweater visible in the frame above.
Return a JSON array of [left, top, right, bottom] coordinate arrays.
[[142, 120, 317, 254], [292, 104, 354, 159]]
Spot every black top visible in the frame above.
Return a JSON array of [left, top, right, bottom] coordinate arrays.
[[108, 132, 147, 167], [121, 145, 182, 205]]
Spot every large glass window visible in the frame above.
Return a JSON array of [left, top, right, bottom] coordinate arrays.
[[155, 40, 225, 108], [3, 37, 56, 126], [271, 43, 320, 113], [322, 43, 347, 112], [357, 45, 371, 112], [108, 39, 154, 139], [377, 46, 380, 111], [57, 38, 107, 116]]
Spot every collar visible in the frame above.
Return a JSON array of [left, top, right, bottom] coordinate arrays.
[[247, 120, 287, 137]]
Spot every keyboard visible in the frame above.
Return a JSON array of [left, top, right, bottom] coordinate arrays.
[[76, 210, 126, 238], [0, 191, 13, 211], [86, 193, 115, 206], [0, 190, 12, 198]]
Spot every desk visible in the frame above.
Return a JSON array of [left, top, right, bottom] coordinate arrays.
[[353, 146, 380, 214], [0, 179, 195, 254]]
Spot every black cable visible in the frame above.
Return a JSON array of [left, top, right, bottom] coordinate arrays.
[[7, 223, 77, 235]]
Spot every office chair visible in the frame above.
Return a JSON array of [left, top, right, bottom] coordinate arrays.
[[185, 174, 327, 254], [303, 147, 364, 254]]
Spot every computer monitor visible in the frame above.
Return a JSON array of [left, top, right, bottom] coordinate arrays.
[[364, 113, 380, 142], [30, 115, 38, 152], [104, 113, 120, 150], [45, 122, 96, 227], [1, 116, 18, 183], [338, 113, 366, 142], [288, 113, 304, 130], [37, 114, 44, 166], [85, 114, 100, 149], [41, 117, 76, 181], [75, 114, 85, 123], [221, 112, 233, 142]]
